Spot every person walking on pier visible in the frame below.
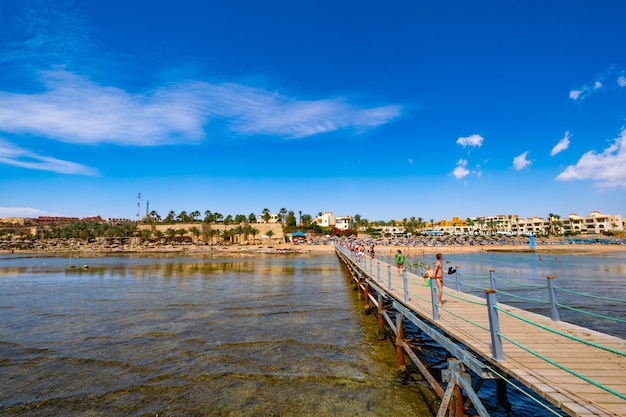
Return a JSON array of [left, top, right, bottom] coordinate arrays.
[[395, 249, 406, 274], [433, 253, 444, 306]]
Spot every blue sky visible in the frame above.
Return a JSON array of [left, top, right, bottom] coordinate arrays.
[[1, 1, 625, 223]]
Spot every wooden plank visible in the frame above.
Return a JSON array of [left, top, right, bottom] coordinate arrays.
[[338, 249, 626, 417]]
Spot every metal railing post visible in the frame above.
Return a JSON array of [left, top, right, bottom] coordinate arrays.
[[454, 266, 461, 292], [402, 269, 409, 302], [546, 275, 561, 322], [489, 269, 496, 290], [431, 280, 439, 320], [377, 262, 381, 283], [485, 289, 503, 361], [387, 265, 392, 291]]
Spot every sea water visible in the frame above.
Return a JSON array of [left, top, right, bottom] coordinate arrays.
[[0, 251, 623, 416], [0, 253, 438, 416]]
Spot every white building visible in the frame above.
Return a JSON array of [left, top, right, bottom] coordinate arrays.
[[257, 212, 281, 223], [313, 212, 353, 230]]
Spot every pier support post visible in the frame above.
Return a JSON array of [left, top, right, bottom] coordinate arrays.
[[546, 276, 561, 322], [395, 314, 408, 383], [363, 283, 371, 315], [439, 359, 489, 417], [485, 289, 503, 361], [377, 294, 386, 340]]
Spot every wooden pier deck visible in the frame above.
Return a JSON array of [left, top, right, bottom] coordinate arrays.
[[335, 246, 626, 417]]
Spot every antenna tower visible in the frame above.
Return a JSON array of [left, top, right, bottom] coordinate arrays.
[[136, 193, 141, 220]]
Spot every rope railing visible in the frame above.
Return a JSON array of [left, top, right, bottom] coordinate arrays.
[[554, 285, 626, 303], [556, 303, 626, 324], [483, 291, 626, 405], [494, 306, 626, 358], [341, 245, 623, 330], [492, 274, 547, 289], [336, 245, 626, 414], [494, 289, 549, 305]]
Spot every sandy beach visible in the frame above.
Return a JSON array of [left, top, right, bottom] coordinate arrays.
[[3, 240, 624, 257]]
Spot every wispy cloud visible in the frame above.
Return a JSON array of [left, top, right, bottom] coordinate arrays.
[[0, 70, 402, 147], [0, 207, 57, 218], [550, 131, 571, 156], [513, 151, 531, 171], [556, 129, 626, 189], [0, 138, 98, 175], [569, 66, 625, 101], [456, 134, 483, 148]]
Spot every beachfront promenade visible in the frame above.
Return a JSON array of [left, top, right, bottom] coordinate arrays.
[[335, 245, 626, 417]]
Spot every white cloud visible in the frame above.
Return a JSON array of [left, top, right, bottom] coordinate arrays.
[[456, 134, 483, 147], [569, 67, 625, 100], [0, 207, 56, 218], [556, 129, 626, 188], [0, 138, 98, 175], [569, 82, 603, 101], [569, 90, 582, 100], [452, 159, 470, 179], [513, 151, 531, 171], [550, 131, 571, 156], [0, 70, 402, 147]]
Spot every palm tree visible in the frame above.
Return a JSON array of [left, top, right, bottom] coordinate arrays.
[[164, 211, 176, 224], [165, 228, 177, 244], [241, 226, 259, 241], [177, 211, 191, 223], [189, 226, 201, 244], [354, 214, 362, 231], [265, 229, 274, 244], [231, 225, 244, 244], [279, 208, 287, 224], [301, 214, 312, 227], [262, 208, 271, 223], [190, 211, 201, 222], [140, 229, 152, 244], [203, 229, 219, 245]]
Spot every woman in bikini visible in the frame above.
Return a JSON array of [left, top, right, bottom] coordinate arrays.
[[433, 253, 444, 306]]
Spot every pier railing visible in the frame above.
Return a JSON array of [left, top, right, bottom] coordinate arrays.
[[336, 244, 626, 414], [371, 249, 626, 332]]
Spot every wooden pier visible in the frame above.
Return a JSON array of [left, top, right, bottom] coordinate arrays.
[[335, 245, 626, 417]]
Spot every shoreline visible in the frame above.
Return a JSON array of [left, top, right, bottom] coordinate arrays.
[[2, 242, 625, 257]]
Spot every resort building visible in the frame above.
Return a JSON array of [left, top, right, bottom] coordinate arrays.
[[312, 212, 354, 230], [431, 211, 624, 236], [256, 212, 281, 223]]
